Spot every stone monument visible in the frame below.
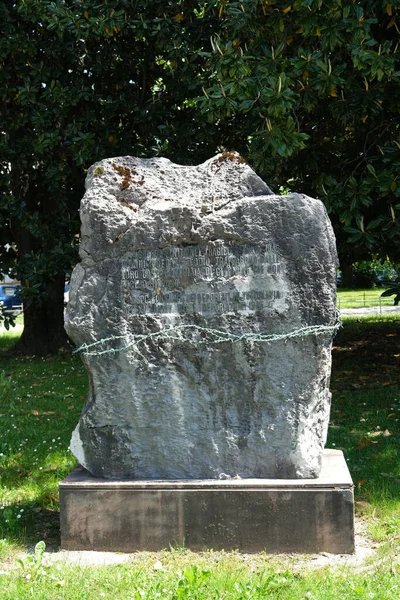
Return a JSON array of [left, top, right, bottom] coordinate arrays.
[[60, 153, 354, 553]]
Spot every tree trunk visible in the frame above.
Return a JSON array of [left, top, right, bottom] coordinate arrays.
[[340, 260, 354, 289], [14, 274, 68, 356]]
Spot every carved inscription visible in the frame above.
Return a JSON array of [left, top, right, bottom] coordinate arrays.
[[121, 243, 286, 315]]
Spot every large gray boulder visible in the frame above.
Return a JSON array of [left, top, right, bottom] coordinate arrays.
[[65, 153, 338, 480]]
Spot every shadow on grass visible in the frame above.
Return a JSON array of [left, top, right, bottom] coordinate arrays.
[[1, 317, 400, 549], [1, 501, 61, 549], [0, 329, 22, 354], [330, 318, 400, 517], [332, 318, 400, 391]]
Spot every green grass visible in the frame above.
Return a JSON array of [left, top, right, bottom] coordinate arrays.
[[328, 316, 400, 550], [1, 549, 399, 600], [341, 313, 400, 323], [1, 319, 400, 598], [337, 288, 395, 309], [0, 329, 84, 547]]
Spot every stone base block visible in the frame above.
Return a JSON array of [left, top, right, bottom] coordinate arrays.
[[59, 449, 354, 554]]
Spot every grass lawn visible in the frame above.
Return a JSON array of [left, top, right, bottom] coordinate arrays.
[[0, 316, 400, 599], [336, 288, 396, 309]]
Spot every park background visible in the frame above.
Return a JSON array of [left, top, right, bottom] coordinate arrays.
[[1, 1, 400, 598]]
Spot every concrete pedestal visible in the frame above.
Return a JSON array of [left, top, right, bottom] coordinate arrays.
[[60, 449, 354, 554]]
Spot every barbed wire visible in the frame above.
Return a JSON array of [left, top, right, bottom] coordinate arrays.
[[74, 319, 341, 357]]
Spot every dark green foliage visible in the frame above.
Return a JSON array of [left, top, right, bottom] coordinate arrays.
[[199, 0, 400, 266], [0, 1, 222, 353], [381, 278, 400, 305], [1, 0, 399, 352], [351, 259, 397, 288]]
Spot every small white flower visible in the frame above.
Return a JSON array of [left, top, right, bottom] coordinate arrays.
[[17, 515, 21, 519], [153, 560, 163, 571]]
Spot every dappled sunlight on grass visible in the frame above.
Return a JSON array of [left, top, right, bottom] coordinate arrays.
[[1, 318, 400, 598], [0, 332, 85, 546], [330, 318, 400, 543]]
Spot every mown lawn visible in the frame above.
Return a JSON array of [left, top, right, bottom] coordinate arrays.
[[0, 316, 399, 599], [336, 288, 395, 309]]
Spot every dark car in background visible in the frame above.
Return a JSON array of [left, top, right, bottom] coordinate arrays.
[[0, 284, 22, 313]]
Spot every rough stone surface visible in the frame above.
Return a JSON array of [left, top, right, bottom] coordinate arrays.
[[65, 153, 338, 480]]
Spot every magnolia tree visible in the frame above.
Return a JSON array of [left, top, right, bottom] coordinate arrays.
[[1, 0, 399, 353], [0, 1, 222, 353], [198, 0, 400, 284]]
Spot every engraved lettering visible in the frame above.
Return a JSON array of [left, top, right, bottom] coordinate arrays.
[[121, 242, 285, 315]]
